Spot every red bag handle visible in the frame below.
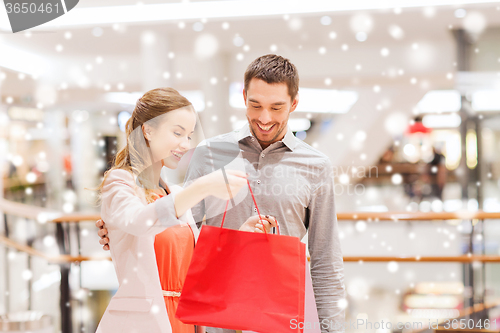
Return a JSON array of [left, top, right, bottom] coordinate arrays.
[[221, 179, 278, 235]]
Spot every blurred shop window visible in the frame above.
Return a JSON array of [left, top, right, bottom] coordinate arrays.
[[0, 311, 53, 333], [402, 281, 464, 313], [427, 147, 447, 200], [379, 147, 395, 164], [8, 160, 17, 178], [103, 136, 117, 173], [365, 116, 454, 204], [117, 111, 131, 132], [63, 153, 72, 174]]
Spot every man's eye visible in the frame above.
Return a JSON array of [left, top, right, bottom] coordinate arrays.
[[252, 105, 261, 109], [272, 108, 281, 111]]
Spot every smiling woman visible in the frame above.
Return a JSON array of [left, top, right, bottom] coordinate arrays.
[[142, 108, 196, 172], [95, 87, 197, 202], [91, 87, 280, 333]]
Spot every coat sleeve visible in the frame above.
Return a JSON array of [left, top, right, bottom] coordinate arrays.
[[100, 169, 185, 237], [182, 142, 209, 227], [168, 183, 201, 244]]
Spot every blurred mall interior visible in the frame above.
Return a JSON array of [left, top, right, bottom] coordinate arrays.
[[1, 1, 500, 332]]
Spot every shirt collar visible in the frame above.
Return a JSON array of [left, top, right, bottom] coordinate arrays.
[[236, 123, 297, 151]]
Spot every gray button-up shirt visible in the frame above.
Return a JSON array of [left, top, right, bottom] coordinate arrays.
[[184, 124, 345, 333]]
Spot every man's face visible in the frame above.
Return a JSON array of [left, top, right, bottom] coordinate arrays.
[[243, 78, 298, 148]]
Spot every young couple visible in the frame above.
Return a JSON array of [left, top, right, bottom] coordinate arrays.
[[95, 54, 345, 333]]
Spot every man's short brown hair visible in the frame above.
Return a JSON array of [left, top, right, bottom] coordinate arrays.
[[244, 54, 299, 101]]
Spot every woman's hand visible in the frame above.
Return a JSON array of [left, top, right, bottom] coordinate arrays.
[[200, 169, 247, 200], [96, 219, 110, 251], [239, 214, 277, 233]]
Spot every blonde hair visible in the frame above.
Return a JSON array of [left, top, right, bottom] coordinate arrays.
[[93, 87, 192, 204]]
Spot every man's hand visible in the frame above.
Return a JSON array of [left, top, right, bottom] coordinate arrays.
[[96, 219, 110, 251], [239, 215, 277, 233]]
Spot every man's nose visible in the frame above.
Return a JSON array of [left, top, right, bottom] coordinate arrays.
[[258, 109, 272, 124]]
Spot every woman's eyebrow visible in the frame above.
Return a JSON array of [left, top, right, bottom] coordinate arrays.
[[175, 124, 194, 134]]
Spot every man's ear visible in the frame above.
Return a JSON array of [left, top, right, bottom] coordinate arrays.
[[290, 93, 299, 113]]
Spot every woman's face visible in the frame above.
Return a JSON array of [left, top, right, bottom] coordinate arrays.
[[143, 107, 196, 169]]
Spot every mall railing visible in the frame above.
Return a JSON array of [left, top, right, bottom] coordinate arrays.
[[1, 198, 500, 332]]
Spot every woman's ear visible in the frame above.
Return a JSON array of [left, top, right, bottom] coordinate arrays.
[[142, 124, 153, 142]]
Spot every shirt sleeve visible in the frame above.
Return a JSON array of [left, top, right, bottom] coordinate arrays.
[[100, 169, 185, 237], [307, 160, 346, 332], [183, 144, 209, 227]]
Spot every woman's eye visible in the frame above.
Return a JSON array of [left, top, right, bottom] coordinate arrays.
[[174, 132, 181, 136], [188, 137, 192, 141]]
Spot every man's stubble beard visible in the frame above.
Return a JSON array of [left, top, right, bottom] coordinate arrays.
[[247, 117, 288, 145]]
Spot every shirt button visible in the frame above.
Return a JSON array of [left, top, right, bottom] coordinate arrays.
[[253, 208, 257, 212], [261, 153, 265, 158], [256, 180, 261, 184]]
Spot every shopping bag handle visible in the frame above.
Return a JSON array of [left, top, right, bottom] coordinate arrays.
[[220, 179, 279, 235]]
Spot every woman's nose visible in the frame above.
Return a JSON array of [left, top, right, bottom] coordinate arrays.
[[180, 138, 190, 151]]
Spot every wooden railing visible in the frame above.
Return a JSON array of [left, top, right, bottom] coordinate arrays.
[[0, 198, 109, 263], [1, 197, 500, 263], [0, 235, 111, 263]]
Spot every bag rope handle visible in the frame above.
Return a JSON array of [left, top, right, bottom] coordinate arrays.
[[220, 179, 279, 235]]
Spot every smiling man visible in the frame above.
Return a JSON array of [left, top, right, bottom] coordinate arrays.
[[185, 54, 346, 333], [244, 68, 296, 148]]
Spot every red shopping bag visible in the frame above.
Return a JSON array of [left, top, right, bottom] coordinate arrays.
[[176, 180, 306, 332]]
